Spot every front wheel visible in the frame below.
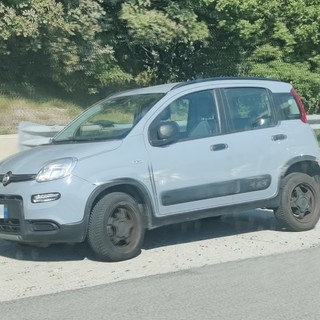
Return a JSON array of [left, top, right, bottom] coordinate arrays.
[[274, 173, 320, 231], [88, 192, 145, 262]]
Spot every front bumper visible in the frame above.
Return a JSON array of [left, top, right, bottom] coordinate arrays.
[[0, 173, 96, 244], [0, 195, 87, 244]]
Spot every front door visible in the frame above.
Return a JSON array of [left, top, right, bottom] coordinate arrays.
[[146, 87, 282, 217]]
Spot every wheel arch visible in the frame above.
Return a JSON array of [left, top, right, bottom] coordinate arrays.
[[83, 179, 155, 235], [282, 156, 320, 181]]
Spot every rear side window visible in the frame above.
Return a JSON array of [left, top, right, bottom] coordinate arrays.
[[224, 87, 275, 132], [274, 93, 302, 120]]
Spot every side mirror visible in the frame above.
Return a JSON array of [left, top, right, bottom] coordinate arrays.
[[151, 121, 179, 146]]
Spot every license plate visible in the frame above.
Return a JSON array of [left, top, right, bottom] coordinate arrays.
[[0, 204, 8, 219]]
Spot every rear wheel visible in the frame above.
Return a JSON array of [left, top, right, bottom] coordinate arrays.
[[88, 192, 145, 262], [274, 173, 320, 231]]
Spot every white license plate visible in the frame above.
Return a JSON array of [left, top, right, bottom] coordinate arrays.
[[0, 204, 8, 219]]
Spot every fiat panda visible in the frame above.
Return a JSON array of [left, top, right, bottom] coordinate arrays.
[[0, 77, 319, 261]]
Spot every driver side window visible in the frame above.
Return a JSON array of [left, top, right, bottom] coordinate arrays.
[[149, 90, 218, 146]]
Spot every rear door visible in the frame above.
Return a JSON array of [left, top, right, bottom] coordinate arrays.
[[218, 86, 289, 203]]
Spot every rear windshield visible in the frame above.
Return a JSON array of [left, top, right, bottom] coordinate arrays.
[[274, 93, 301, 120]]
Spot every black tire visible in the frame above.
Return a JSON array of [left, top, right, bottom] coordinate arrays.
[[274, 173, 320, 231], [87, 192, 145, 262]]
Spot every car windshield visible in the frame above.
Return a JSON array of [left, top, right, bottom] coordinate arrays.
[[52, 93, 164, 143]]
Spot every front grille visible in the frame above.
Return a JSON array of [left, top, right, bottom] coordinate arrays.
[[0, 219, 20, 233], [0, 173, 36, 186], [0, 195, 22, 201]]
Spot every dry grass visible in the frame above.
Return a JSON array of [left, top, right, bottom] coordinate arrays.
[[0, 96, 83, 134]]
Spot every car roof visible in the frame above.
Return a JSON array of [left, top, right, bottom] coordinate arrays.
[[111, 77, 292, 97], [111, 83, 180, 97]]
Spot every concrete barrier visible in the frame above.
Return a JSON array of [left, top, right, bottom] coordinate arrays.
[[0, 134, 19, 160]]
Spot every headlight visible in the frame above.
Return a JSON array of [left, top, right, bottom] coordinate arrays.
[[36, 157, 77, 182]]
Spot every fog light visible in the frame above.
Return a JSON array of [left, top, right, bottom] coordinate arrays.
[[31, 193, 61, 203], [31, 221, 59, 231]]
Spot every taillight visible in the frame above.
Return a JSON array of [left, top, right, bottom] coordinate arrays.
[[291, 88, 307, 123]]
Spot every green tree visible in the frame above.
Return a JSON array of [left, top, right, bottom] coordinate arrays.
[[0, 0, 131, 93], [213, 0, 320, 112], [0, 0, 319, 112], [102, 0, 211, 85]]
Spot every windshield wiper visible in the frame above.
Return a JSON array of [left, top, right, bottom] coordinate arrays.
[[51, 136, 123, 144], [51, 137, 94, 144]]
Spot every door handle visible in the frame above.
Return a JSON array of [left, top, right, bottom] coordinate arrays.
[[271, 134, 287, 141], [210, 143, 228, 151]]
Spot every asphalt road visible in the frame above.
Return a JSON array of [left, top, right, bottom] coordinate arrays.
[[1, 247, 320, 320], [1, 209, 320, 320]]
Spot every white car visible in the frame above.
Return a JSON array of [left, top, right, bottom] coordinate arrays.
[[0, 77, 320, 261]]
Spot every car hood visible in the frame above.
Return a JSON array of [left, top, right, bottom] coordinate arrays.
[[0, 140, 122, 174]]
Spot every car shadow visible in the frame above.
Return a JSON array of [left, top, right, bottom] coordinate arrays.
[[143, 209, 279, 249], [0, 209, 280, 262]]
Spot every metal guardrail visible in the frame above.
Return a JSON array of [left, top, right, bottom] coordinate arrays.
[[18, 115, 320, 151], [307, 115, 320, 130], [18, 121, 64, 151]]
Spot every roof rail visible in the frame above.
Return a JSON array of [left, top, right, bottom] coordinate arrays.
[[170, 76, 281, 90]]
